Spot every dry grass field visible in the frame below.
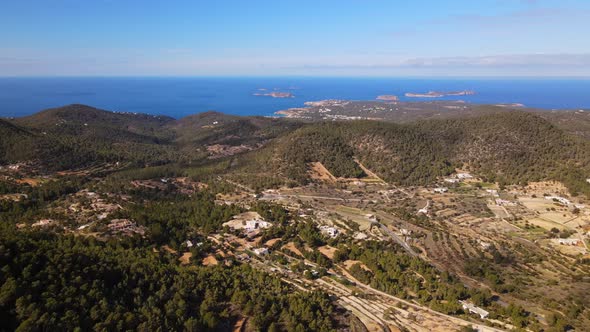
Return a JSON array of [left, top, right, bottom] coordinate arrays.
[[526, 217, 568, 231], [518, 197, 555, 212], [330, 205, 375, 231]]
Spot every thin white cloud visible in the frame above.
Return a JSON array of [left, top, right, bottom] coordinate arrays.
[[2, 49, 589, 76], [290, 53, 590, 69], [403, 54, 590, 67], [426, 6, 590, 30]]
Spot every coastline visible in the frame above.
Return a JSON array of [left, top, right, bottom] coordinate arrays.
[[1, 77, 589, 118], [405, 90, 476, 98]]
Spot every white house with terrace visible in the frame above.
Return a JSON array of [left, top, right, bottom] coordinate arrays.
[[460, 301, 489, 319], [545, 196, 572, 206]]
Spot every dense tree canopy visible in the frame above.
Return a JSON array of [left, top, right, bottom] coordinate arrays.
[[0, 227, 337, 332]]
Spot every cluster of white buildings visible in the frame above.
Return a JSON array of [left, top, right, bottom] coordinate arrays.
[[6, 164, 22, 171], [108, 219, 145, 235], [444, 172, 474, 184]]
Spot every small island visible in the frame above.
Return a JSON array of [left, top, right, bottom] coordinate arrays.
[[253, 91, 294, 98], [376, 95, 399, 101], [405, 90, 475, 98]]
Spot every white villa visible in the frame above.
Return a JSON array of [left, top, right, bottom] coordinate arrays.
[[223, 212, 273, 232], [456, 173, 474, 180], [244, 219, 272, 232], [545, 196, 572, 206], [320, 225, 339, 238], [460, 301, 489, 319]]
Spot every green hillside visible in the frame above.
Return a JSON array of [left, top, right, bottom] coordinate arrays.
[[171, 111, 301, 146], [232, 112, 590, 195], [0, 119, 41, 164], [3, 105, 590, 195]]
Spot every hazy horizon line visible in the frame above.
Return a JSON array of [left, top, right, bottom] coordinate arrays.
[[1, 75, 590, 80]]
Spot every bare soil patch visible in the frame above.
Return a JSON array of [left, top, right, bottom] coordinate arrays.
[[179, 252, 192, 265], [162, 245, 177, 254], [16, 178, 43, 186], [282, 242, 304, 257], [202, 255, 219, 266], [318, 245, 337, 259], [343, 260, 372, 272], [308, 162, 336, 182], [265, 238, 281, 247]]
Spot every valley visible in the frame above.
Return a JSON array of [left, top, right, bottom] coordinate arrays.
[[1, 102, 590, 331]]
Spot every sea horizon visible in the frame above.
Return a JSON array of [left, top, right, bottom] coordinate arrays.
[[1, 76, 589, 119]]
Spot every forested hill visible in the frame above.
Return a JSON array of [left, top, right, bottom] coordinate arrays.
[[1, 105, 303, 170], [416, 112, 590, 188], [3, 105, 179, 169], [2, 104, 590, 195], [15, 104, 175, 136], [0, 119, 42, 164], [234, 112, 590, 195], [170, 110, 302, 146]]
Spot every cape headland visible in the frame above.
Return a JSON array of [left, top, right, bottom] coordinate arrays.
[[405, 90, 475, 98]]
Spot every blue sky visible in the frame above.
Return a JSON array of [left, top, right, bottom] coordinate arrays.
[[1, 0, 590, 76]]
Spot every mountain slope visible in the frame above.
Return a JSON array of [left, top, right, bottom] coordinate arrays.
[[16, 104, 175, 139], [15, 104, 177, 149], [171, 111, 301, 146], [0, 119, 42, 163], [6, 105, 179, 169], [416, 112, 590, 184], [2, 105, 301, 170], [232, 112, 590, 195], [4, 105, 590, 195]]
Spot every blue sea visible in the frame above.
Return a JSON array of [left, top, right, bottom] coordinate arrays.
[[0, 77, 589, 118]]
